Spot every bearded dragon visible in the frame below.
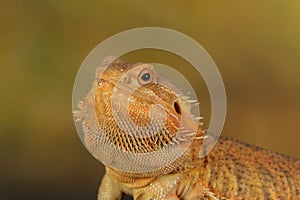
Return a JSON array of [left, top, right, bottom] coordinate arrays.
[[74, 56, 300, 200]]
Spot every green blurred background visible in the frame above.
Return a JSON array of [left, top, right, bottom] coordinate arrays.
[[1, 0, 300, 199]]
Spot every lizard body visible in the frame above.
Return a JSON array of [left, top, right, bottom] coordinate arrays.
[[74, 57, 300, 199]]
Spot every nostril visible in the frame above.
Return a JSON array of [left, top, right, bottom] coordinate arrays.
[[173, 101, 181, 115]]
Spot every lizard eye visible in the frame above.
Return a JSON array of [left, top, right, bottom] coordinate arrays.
[[142, 73, 151, 81], [138, 69, 154, 85]]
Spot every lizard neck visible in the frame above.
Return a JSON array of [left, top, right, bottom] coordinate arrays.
[[107, 127, 205, 186], [107, 152, 187, 179]]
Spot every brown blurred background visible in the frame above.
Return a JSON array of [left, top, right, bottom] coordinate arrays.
[[1, 0, 300, 199]]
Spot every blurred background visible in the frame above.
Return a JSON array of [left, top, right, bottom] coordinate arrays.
[[1, 0, 300, 199]]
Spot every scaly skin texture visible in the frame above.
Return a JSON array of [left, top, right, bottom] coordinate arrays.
[[75, 57, 300, 200]]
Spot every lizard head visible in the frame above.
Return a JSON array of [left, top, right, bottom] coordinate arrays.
[[74, 56, 203, 174]]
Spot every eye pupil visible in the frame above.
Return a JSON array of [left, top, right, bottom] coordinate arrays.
[[141, 73, 151, 81]]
